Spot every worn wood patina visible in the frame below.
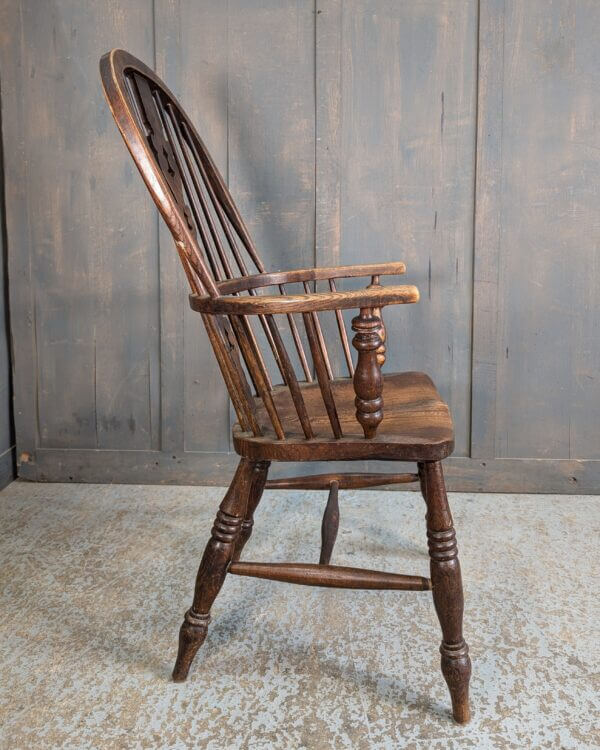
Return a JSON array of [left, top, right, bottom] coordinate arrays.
[[100, 49, 471, 723]]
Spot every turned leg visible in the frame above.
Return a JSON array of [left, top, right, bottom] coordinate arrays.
[[172, 458, 257, 682], [419, 460, 471, 724], [231, 460, 270, 562]]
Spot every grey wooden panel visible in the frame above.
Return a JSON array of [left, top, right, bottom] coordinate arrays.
[[322, 0, 478, 455], [20, 448, 600, 495], [226, 0, 316, 382], [155, 0, 231, 453], [315, 0, 342, 271], [1, 1, 42, 464], [477, 1, 600, 460], [470, 0, 504, 459], [227, 0, 316, 275], [2, 1, 159, 453]]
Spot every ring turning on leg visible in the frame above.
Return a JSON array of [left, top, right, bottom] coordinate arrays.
[[172, 458, 258, 682], [419, 460, 471, 724]]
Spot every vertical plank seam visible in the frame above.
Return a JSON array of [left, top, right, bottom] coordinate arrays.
[[470, 0, 506, 459], [313, 0, 318, 274], [468, 0, 482, 457], [152, 0, 164, 451], [12, 3, 40, 460], [0, 70, 16, 464]]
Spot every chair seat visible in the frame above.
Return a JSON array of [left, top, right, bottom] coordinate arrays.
[[233, 371, 454, 462]]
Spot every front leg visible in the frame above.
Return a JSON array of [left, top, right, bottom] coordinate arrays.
[[419, 460, 471, 723], [351, 307, 384, 438], [172, 458, 257, 682]]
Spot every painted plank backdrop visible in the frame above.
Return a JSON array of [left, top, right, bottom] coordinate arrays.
[[0, 0, 599, 491]]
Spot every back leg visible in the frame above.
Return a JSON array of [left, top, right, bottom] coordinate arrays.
[[418, 460, 472, 723], [172, 458, 258, 682]]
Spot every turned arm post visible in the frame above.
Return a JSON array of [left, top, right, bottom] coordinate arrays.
[[367, 274, 386, 366], [351, 307, 384, 438]]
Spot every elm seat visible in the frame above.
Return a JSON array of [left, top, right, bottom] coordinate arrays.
[[234, 372, 454, 462]]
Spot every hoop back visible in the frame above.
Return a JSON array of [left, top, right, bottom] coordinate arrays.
[[100, 49, 265, 297]]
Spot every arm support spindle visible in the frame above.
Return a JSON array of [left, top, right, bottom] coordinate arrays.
[[352, 308, 384, 439]]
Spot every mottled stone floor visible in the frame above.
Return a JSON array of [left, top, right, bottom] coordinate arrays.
[[0, 481, 598, 749]]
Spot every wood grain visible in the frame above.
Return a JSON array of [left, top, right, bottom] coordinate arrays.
[[228, 561, 432, 591], [189, 284, 419, 315], [476, 1, 600, 461], [216, 262, 406, 295], [155, 0, 231, 453]]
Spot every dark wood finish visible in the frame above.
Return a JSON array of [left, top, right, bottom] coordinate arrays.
[[172, 457, 256, 682], [368, 275, 387, 367], [302, 312, 342, 439], [228, 562, 431, 591], [189, 284, 419, 315], [329, 278, 354, 376], [419, 460, 471, 724], [100, 49, 471, 723], [234, 372, 453, 463], [215, 261, 407, 294], [352, 308, 384, 439], [319, 481, 340, 565], [266, 472, 419, 490], [232, 460, 270, 563]]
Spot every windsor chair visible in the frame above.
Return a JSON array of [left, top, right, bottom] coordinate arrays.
[[100, 49, 471, 724]]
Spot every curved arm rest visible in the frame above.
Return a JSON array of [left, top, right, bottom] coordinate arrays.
[[189, 284, 419, 316], [216, 261, 407, 295]]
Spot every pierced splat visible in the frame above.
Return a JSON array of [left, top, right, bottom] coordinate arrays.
[[129, 73, 196, 236]]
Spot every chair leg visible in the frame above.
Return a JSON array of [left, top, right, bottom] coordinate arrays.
[[172, 457, 257, 682], [419, 460, 471, 724], [231, 460, 270, 563]]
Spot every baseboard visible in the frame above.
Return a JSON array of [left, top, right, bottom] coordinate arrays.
[[0, 445, 16, 490], [16, 448, 600, 494]]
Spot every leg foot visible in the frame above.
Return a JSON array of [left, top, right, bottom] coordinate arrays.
[[420, 461, 472, 724], [440, 640, 471, 724], [171, 458, 256, 681], [172, 609, 210, 682]]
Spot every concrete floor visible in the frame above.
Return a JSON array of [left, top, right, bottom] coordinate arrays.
[[0, 482, 598, 749]]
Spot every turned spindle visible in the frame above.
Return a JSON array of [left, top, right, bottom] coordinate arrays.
[[367, 275, 387, 366], [351, 308, 384, 438], [319, 480, 340, 565]]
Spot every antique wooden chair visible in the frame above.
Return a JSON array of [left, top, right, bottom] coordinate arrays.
[[100, 49, 471, 724]]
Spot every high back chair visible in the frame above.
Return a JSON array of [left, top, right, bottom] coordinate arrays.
[[100, 49, 471, 724]]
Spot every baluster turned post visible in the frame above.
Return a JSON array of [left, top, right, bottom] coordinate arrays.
[[351, 308, 384, 438], [367, 275, 386, 366]]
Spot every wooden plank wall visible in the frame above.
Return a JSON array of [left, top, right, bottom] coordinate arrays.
[[1, 0, 599, 492]]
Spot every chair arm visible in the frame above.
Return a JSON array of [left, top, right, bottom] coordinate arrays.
[[189, 284, 419, 316], [215, 261, 407, 295]]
